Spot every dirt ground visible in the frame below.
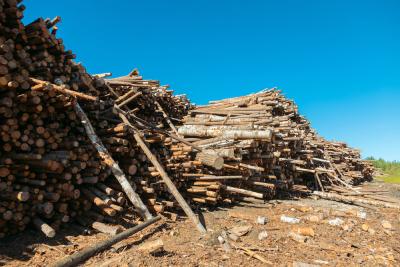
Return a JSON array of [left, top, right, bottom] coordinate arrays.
[[1, 181, 399, 267]]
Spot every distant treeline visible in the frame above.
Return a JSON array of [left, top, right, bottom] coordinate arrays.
[[365, 157, 400, 173]]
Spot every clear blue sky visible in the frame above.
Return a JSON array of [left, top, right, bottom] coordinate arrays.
[[23, 0, 399, 161]]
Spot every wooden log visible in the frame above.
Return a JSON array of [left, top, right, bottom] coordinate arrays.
[[50, 215, 161, 267], [33, 217, 56, 238], [239, 163, 264, 172], [115, 89, 138, 104], [195, 152, 224, 170], [30, 78, 98, 101], [91, 221, 123, 236], [312, 191, 400, 209], [116, 91, 142, 108], [193, 175, 243, 181], [224, 186, 264, 199], [178, 125, 272, 140]]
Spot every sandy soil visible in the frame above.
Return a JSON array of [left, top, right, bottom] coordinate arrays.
[[1, 181, 399, 267]]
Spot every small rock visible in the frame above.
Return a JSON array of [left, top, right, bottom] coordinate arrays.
[[328, 218, 344, 226], [361, 224, 369, 231], [292, 261, 320, 267], [297, 206, 313, 213], [221, 254, 230, 260], [305, 214, 324, 223], [137, 239, 164, 254], [313, 260, 329, 265], [229, 225, 252, 237], [381, 220, 392, 230], [281, 215, 300, 224], [308, 216, 320, 223], [228, 210, 254, 221], [331, 210, 347, 217], [288, 232, 307, 243], [342, 224, 350, 231], [357, 210, 367, 219], [220, 231, 232, 252], [169, 230, 178, 236], [293, 227, 315, 237], [202, 231, 220, 246], [258, 230, 268, 240], [345, 209, 367, 219], [368, 228, 376, 235], [256, 216, 268, 225], [227, 233, 239, 242]]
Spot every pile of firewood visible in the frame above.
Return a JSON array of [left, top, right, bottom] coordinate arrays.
[[307, 137, 374, 184], [0, 0, 121, 238], [0, 0, 374, 239], [84, 71, 195, 218], [176, 90, 374, 202]]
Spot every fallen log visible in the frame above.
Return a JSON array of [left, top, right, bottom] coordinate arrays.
[[50, 215, 161, 267], [312, 191, 400, 209]]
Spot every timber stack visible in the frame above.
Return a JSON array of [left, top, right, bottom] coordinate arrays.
[[0, 0, 121, 238], [0, 0, 374, 239], [84, 71, 195, 217], [177, 90, 374, 205]]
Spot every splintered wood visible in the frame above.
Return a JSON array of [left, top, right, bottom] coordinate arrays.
[[0, 0, 375, 239]]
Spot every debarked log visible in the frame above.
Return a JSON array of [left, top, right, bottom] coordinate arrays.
[[178, 125, 272, 140]]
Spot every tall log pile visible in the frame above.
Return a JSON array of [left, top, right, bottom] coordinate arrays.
[[0, 0, 374, 239], [0, 0, 120, 238], [178, 90, 374, 205], [84, 72, 198, 219]]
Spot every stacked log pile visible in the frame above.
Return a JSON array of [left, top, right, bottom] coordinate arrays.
[[0, 0, 123, 238], [90, 76, 274, 210], [0, 0, 375, 239], [177, 89, 374, 202], [306, 137, 375, 185], [83, 72, 195, 218]]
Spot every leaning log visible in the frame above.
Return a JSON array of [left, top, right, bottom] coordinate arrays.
[[118, 111, 207, 233], [74, 102, 152, 220]]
